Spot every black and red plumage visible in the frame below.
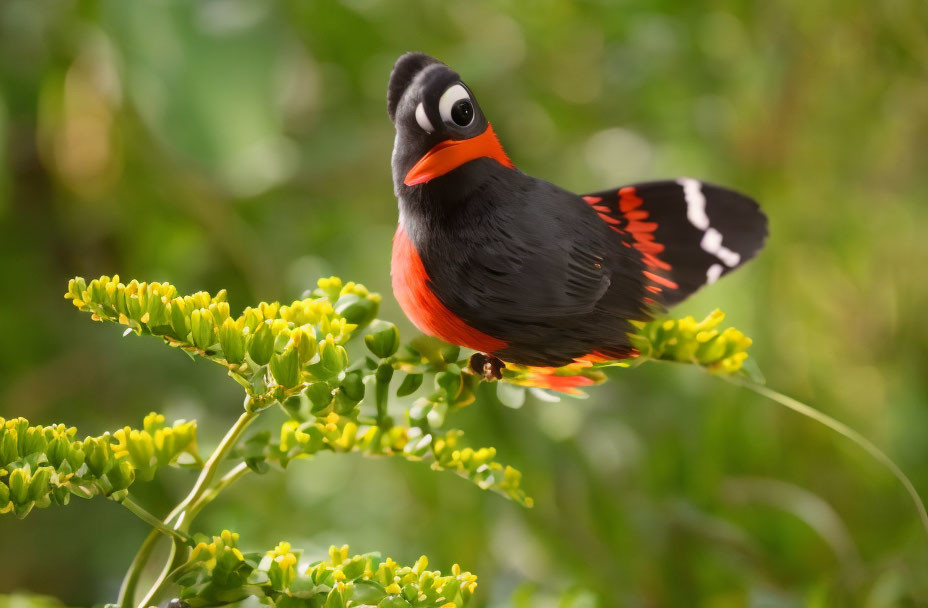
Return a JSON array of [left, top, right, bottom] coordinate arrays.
[[388, 52, 767, 369]]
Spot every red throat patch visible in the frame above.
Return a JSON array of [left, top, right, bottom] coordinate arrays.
[[392, 226, 508, 353], [404, 123, 514, 186]]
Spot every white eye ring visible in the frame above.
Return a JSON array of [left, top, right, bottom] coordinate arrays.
[[439, 84, 473, 126], [415, 102, 434, 133]]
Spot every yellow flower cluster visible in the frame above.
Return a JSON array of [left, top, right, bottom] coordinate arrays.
[[0, 413, 199, 518], [630, 309, 753, 372], [66, 275, 381, 398], [271, 415, 531, 507], [111, 413, 199, 481], [300, 543, 477, 608], [175, 533, 477, 607]]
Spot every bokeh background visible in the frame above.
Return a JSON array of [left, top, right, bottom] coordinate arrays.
[[2, 0, 927, 606]]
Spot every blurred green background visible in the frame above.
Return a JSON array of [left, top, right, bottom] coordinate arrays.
[[2, 0, 927, 606]]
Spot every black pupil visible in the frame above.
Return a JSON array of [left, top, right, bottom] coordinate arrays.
[[450, 99, 473, 126]]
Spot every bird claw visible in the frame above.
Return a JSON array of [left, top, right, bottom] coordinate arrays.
[[469, 353, 506, 381]]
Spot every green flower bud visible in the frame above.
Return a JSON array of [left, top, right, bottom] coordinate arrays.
[[46, 434, 71, 469], [26, 466, 51, 502], [170, 297, 190, 339], [441, 344, 461, 363], [146, 289, 168, 327], [66, 277, 86, 302], [51, 485, 71, 506], [320, 336, 348, 376], [249, 321, 274, 366], [339, 371, 366, 403], [305, 336, 345, 381], [377, 596, 410, 608], [107, 458, 135, 492], [8, 468, 29, 505], [190, 309, 216, 350], [84, 436, 115, 478], [0, 430, 19, 467], [364, 321, 400, 359], [335, 294, 379, 329], [126, 293, 143, 323], [208, 301, 231, 327], [241, 307, 262, 332], [325, 588, 348, 608], [66, 444, 86, 471], [291, 325, 318, 366], [270, 347, 301, 388], [219, 318, 246, 364], [435, 371, 463, 402], [21, 426, 48, 458], [171, 420, 198, 456], [152, 429, 176, 467], [143, 412, 165, 434], [0, 481, 9, 507], [112, 285, 128, 320], [89, 278, 106, 305], [316, 276, 343, 302]]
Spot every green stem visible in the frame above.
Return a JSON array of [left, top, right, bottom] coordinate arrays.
[[117, 528, 160, 608], [119, 497, 194, 544], [134, 409, 259, 608], [184, 462, 251, 522], [172, 410, 259, 532], [725, 375, 928, 543]]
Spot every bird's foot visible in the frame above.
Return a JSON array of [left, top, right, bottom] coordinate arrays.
[[469, 353, 506, 381]]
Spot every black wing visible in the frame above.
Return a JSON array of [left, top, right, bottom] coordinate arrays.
[[582, 179, 768, 306]]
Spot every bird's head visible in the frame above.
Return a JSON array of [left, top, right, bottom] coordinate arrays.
[[387, 52, 512, 191]]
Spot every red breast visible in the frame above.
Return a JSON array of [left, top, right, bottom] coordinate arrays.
[[391, 226, 507, 354]]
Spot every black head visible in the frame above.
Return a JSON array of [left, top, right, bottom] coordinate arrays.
[[388, 52, 509, 192]]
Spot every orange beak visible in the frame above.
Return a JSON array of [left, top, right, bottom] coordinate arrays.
[[404, 123, 514, 186]]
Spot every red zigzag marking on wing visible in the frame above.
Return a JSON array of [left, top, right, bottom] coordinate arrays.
[[585, 188, 678, 298]]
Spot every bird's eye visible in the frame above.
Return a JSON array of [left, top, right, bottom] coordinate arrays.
[[439, 84, 475, 127], [450, 100, 473, 126]]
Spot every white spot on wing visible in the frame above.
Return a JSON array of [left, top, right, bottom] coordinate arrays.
[[701, 227, 722, 252], [680, 180, 743, 268], [678, 177, 710, 230], [706, 263, 724, 284], [716, 246, 741, 267]]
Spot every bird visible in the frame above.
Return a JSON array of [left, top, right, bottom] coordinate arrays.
[[387, 52, 767, 379]]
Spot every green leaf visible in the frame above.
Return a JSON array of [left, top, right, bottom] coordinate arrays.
[[305, 382, 335, 414], [396, 373, 423, 397]]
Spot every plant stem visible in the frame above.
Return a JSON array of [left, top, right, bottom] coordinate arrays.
[[117, 528, 160, 608], [119, 497, 194, 544], [725, 375, 928, 543], [184, 461, 251, 523], [131, 409, 259, 608], [172, 410, 259, 532]]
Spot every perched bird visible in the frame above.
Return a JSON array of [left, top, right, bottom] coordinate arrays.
[[387, 52, 767, 378]]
